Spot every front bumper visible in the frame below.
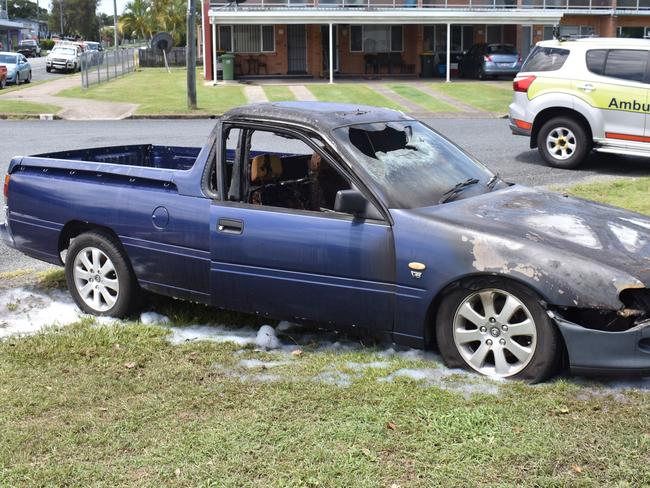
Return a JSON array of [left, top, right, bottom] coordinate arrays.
[[553, 313, 650, 376], [5, 72, 16, 83], [484, 63, 521, 76]]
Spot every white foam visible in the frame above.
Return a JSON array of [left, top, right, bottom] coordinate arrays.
[[238, 358, 290, 369], [0, 288, 82, 339], [255, 325, 281, 350], [140, 312, 171, 325]]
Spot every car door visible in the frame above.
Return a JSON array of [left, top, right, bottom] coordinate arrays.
[[579, 48, 649, 140], [19, 55, 28, 78], [208, 122, 396, 332]]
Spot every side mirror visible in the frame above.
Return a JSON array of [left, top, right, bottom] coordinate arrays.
[[334, 189, 383, 220]]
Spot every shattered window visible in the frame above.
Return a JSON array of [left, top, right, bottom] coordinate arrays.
[[334, 121, 493, 209]]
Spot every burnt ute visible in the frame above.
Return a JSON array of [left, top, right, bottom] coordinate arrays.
[[1, 101, 649, 382]]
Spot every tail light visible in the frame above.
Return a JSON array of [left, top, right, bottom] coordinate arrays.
[[513, 75, 536, 93], [3, 174, 9, 202], [484, 55, 493, 62]]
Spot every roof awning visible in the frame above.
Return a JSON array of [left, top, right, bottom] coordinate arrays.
[[208, 8, 564, 25], [0, 19, 25, 29]]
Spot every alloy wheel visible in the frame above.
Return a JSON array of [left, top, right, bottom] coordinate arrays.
[[73, 246, 120, 312], [452, 288, 537, 377], [546, 127, 577, 160]]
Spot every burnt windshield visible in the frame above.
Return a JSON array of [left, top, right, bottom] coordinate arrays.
[[334, 121, 494, 209]]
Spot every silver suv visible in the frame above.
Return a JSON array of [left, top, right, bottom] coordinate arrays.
[[509, 37, 650, 169]]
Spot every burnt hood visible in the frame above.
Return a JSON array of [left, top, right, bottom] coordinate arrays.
[[410, 185, 650, 287]]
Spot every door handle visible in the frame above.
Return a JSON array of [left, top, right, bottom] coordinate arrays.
[[217, 218, 244, 235], [578, 83, 595, 93]]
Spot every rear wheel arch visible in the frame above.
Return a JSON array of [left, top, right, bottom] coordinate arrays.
[[530, 108, 593, 149], [59, 221, 125, 261]]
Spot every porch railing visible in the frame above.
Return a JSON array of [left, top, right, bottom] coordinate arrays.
[[209, 0, 650, 10]]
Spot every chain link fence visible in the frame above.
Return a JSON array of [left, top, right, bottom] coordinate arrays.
[[80, 48, 137, 89]]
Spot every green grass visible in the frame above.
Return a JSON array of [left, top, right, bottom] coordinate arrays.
[[0, 79, 47, 94], [0, 99, 60, 115], [563, 177, 650, 216], [387, 84, 458, 112], [429, 81, 513, 113], [307, 84, 405, 111], [3, 177, 650, 486], [263, 85, 296, 102], [59, 68, 247, 115]]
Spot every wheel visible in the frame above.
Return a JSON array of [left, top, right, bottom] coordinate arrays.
[[46, 66, 51, 73], [65, 231, 141, 317], [14, 73, 20, 85], [25, 71, 31, 83], [435, 279, 561, 382], [0, 77, 5, 89], [477, 66, 485, 80], [537, 117, 590, 169]]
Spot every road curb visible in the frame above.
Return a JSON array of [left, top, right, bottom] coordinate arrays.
[[0, 113, 61, 120]]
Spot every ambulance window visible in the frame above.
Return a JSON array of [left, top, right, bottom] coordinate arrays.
[[602, 50, 648, 83], [586, 49, 606, 75], [521, 46, 569, 72]]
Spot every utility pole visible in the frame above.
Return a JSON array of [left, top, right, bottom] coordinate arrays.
[[186, 0, 197, 109], [113, 0, 118, 49], [59, 0, 64, 36]]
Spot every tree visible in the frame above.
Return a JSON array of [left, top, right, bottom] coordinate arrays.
[[119, 0, 152, 41], [50, 0, 100, 40], [98, 13, 114, 27], [8, 0, 49, 19]]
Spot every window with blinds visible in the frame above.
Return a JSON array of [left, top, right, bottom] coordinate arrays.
[[218, 25, 275, 53], [350, 25, 403, 53]]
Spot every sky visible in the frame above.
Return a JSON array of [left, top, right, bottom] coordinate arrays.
[[98, 0, 130, 16]]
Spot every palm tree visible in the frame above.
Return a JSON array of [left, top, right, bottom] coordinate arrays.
[[120, 0, 153, 41]]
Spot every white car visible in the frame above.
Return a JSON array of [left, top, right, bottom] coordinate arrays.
[[46, 46, 81, 73], [509, 37, 650, 169]]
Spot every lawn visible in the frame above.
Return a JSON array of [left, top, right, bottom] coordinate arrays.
[[1, 177, 649, 487], [0, 99, 60, 115], [307, 84, 406, 111], [430, 81, 513, 114], [387, 84, 458, 113], [263, 85, 296, 102], [562, 177, 650, 216], [59, 68, 247, 115]]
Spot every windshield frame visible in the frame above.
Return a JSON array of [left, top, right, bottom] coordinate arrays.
[[331, 119, 496, 209]]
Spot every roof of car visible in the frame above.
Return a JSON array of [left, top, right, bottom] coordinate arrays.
[[537, 37, 650, 49], [222, 101, 412, 131]]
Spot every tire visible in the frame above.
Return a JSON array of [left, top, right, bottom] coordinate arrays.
[[25, 71, 31, 83], [0, 78, 5, 90], [14, 73, 20, 85], [65, 231, 141, 318], [46, 66, 51, 73], [435, 278, 561, 383], [477, 66, 485, 80], [537, 116, 591, 169]]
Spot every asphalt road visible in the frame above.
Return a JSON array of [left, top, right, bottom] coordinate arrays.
[[27, 56, 68, 83], [1, 117, 649, 273]]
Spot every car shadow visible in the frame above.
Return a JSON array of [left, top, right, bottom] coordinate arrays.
[[514, 150, 650, 178]]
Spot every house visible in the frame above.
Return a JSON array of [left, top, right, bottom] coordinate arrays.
[[200, 1, 650, 83], [0, 10, 25, 51]]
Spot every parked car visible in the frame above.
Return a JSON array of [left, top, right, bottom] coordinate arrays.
[[46, 45, 81, 73], [0, 64, 6, 89], [459, 43, 522, 79], [2, 102, 650, 382], [510, 37, 650, 169], [17, 39, 41, 58], [0, 52, 31, 84]]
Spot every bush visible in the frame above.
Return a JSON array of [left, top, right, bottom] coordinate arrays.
[[40, 39, 55, 50]]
